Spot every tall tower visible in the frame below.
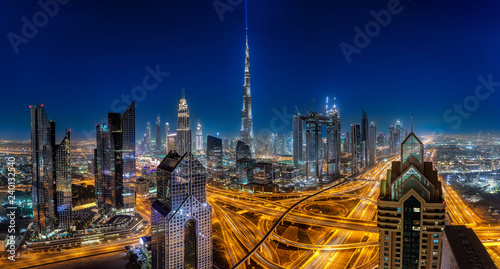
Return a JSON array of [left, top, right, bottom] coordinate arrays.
[[95, 102, 136, 215], [351, 123, 362, 174], [292, 115, 303, 168], [146, 122, 152, 151], [368, 121, 377, 166], [378, 118, 445, 269], [240, 3, 254, 152], [155, 114, 161, 151], [361, 110, 368, 167], [176, 91, 191, 155], [151, 151, 212, 269], [30, 104, 72, 235], [196, 120, 203, 152]]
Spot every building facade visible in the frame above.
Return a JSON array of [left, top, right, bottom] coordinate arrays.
[[155, 114, 161, 151], [176, 96, 191, 155], [351, 123, 362, 174], [196, 120, 203, 152], [30, 104, 72, 235], [378, 129, 445, 269], [151, 151, 212, 269], [240, 33, 254, 152], [95, 102, 136, 215]]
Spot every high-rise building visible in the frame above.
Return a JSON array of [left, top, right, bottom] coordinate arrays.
[[146, 122, 152, 151], [95, 102, 136, 215], [236, 140, 254, 184], [155, 114, 161, 151], [292, 115, 303, 168], [30, 104, 72, 235], [378, 122, 445, 269], [166, 133, 176, 154], [350, 123, 362, 174], [151, 151, 212, 269], [368, 121, 376, 166], [196, 120, 203, 152], [164, 122, 170, 147], [295, 107, 341, 181], [54, 130, 72, 231], [206, 135, 222, 169], [176, 93, 191, 155], [361, 110, 369, 167], [240, 27, 254, 152]]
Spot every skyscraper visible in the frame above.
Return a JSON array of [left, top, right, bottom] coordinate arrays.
[[155, 114, 161, 151], [361, 110, 368, 167], [292, 115, 303, 168], [296, 107, 341, 181], [368, 121, 376, 166], [240, 26, 254, 152], [95, 102, 136, 215], [351, 123, 362, 174], [378, 121, 445, 269], [54, 130, 72, 231], [151, 151, 212, 269], [30, 104, 72, 235], [176, 93, 191, 155], [196, 120, 203, 152], [146, 122, 152, 151], [206, 135, 222, 169]]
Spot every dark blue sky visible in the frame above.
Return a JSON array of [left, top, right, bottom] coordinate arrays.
[[2, 0, 500, 141]]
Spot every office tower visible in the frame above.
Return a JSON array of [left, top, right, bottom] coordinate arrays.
[[54, 130, 72, 231], [166, 133, 177, 154], [164, 122, 170, 147], [377, 132, 386, 147], [196, 120, 203, 152], [146, 122, 152, 151], [206, 135, 222, 169], [95, 102, 136, 215], [368, 121, 376, 166], [389, 124, 398, 154], [176, 94, 191, 155], [30, 104, 72, 235], [155, 114, 161, 151], [240, 26, 254, 152], [345, 131, 352, 154], [441, 225, 496, 269], [378, 122, 445, 269], [361, 110, 368, 167], [295, 108, 341, 181], [236, 140, 254, 184], [151, 151, 212, 269], [350, 123, 362, 174]]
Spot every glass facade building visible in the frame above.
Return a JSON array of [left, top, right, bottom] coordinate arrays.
[[176, 96, 191, 156], [94, 102, 136, 215], [151, 151, 212, 269], [30, 105, 72, 235]]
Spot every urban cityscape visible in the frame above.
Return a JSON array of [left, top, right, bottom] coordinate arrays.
[[1, 1, 500, 269]]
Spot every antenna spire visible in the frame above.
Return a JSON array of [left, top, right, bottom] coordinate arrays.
[[245, 0, 248, 36], [182, 88, 185, 100], [411, 114, 414, 133]]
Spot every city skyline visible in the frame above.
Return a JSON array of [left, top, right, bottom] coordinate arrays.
[[2, 1, 500, 140]]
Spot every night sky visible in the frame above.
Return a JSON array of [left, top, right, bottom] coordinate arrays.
[[2, 0, 500, 141]]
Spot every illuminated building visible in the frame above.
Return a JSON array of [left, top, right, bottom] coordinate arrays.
[[30, 105, 72, 234], [155, 114, 161, 151], [176, 93, 191, 155], [236, 140, 254, 184], [361, 110, 368, 167], [240, 25, 254, 152], [146, 122, 152, 151], [295, 107, 341, 181], [252, 162, 273, 185], [164, 122, 170, 146], [95, 102, 136, 215], [54, 130, 72, 231], [136, 177, 149, 197], [351, 123, 362, 174], [378, 120, 445, 269], [368, 121, 377, 166], [151, 151, 212, 269], [196, 120, 203, 152]]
